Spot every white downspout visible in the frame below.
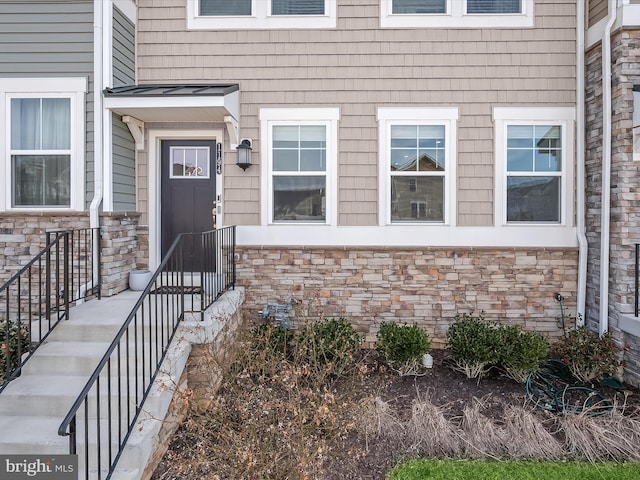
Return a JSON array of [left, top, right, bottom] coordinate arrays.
[[575, 0, 586, 326], [89, 0, 105, 291], [599, 1, 617, 336]]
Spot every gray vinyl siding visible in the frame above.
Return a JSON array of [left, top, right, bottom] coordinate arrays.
[[112, 113, 136, 211], [0, 0, 94, 210], [137, 0, 577, 228], [113, 5, 135, 87], [588, 0, 608, 28]]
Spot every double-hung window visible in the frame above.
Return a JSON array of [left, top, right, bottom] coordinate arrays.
[[260, 108, 339, 225], [381, 0, 533, 28], [1, 78, 86, 211], [188, 0, 336, 29], [493, 107, 575, 225], [378, 108, 458, 225]]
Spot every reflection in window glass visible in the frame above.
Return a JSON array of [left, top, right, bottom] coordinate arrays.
[[12, 155, 70, 206], [391, 176, 444, 222], [170, 147, 210, 178], [273, 176, 326, 222], [507, 176, 560, 222]]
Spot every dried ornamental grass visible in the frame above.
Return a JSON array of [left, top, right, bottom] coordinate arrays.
[[502, 404, 563, 459], [559, 407, 640, 462], [356, 396, 405, 442], [406, 394, 462, 457], [459, 397, 508, 458]]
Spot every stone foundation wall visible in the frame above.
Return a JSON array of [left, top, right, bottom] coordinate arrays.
[[585, 29, 640, 387], [236, 246, 579, 347], [0, 212, 142, 297]]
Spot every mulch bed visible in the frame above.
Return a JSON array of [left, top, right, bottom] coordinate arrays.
[[152, 348, 640, 480]]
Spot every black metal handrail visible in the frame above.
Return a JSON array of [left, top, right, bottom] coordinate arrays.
[[0, 227, 101, 392], [58, 226, 236, 480]]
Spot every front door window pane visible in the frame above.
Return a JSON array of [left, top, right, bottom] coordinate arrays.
[[200, 0, 251, 16], [273, 176, 326, 221], [467, 0, 521, 14], [12, 155, 71, 207], [272, 0, 324, 15], [392, 0, 446, 14]]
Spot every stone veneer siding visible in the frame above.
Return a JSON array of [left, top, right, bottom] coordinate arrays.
[[585, 29, 640, 387], [236, 247, 578, 347], [0, 212, 142, 297]]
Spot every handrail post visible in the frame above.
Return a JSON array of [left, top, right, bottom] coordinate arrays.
[[64, 232, 70, 320]]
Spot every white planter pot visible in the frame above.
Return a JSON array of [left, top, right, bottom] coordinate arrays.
[[129, 270, 153, 291]]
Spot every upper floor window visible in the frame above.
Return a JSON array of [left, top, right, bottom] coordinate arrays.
[[189, 0, 335, 29], [467, 0, 521, 14], [0, 78, 86, 211], [378, 107, 458, 225], [493, 107, 575, 226], [381, 0, 533, 28]]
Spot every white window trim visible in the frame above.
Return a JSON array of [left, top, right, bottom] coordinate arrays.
[[377, 107, 458, 226], [187, 0, 337, 30], [260, 108, 339, 226], [0, 77, 86, 211], [493, 107, 575, 227], [380, 0, 534, 28]]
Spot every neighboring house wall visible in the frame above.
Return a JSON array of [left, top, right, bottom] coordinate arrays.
[[588, 0, 608, 28], [112, 5, 137, 212], [585, 29, 640, 387], [0, 0, 95, 209]]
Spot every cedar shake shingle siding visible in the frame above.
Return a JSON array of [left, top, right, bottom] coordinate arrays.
[[136, 0, 577, 228]]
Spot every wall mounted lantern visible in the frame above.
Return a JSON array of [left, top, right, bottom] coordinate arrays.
[[236, 139, 252, 170]]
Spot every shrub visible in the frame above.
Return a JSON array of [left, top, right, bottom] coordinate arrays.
[[555, 327, 623, 383], [0, 319, 30, 383], [446, 312, 501, 381], [498, 325, 550, 383], [375, 322, 431, 375], [296, 317, 363, 380]]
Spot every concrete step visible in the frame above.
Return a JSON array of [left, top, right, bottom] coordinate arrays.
[[22, 341, 161, 378], [0, 416, 67, 454]]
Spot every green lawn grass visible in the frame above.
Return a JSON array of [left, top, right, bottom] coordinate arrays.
[[387, 459, 640, 480]]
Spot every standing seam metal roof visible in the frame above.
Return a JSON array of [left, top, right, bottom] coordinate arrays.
[[103, 84, 239, 97]]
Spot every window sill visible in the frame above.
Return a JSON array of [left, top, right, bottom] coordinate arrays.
[[620, 314, 640, 338]]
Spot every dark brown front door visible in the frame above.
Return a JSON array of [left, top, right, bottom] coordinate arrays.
[[161, 140, 216, 271]]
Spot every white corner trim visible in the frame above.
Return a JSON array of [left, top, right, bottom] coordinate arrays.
[[586, 4, 640, 50]]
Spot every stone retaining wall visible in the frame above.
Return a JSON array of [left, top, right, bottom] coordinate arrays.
[[236, 246, 579, 347]]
